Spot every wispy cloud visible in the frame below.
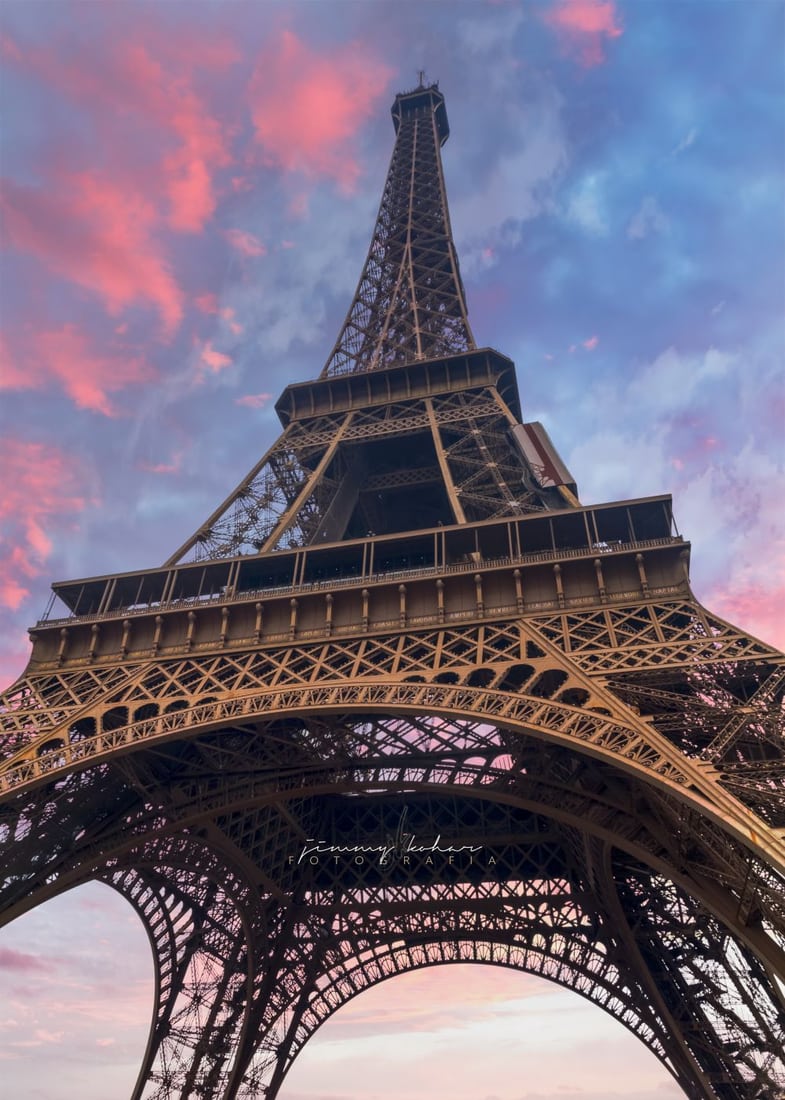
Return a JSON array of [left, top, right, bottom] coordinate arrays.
[[566, 342, 784, 649], [0, 948, 51, 973], [566, 174, 609, 235], [234, 392, 273, 408], [225, 228, 266, 257], [2, 173, 185, 336], [453, 86, 569, 273], [0, 25, 237, 335], [543, 0, 623, 67], [2, 27, 236, 233], [198, 340, 233, 374], [627, 196, 670, 240], [708, 574, 785, 650], [137, 450, 184, 475], [2, 324, 156, 416], [0, 439, 90, 610], [670, 127, 698, 157], [247, 30, 394, 191]]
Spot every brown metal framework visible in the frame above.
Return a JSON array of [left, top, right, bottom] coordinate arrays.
[[1, 81, 784, 1100]]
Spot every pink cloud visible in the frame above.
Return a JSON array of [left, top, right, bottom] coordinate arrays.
[[194, 295, 242, 333], [225, 228, 266, 257], [1, 174, 184, 336], [0, 26, 240, 337], [248, 30, 394, 190], [0, 32, 23, 63], [327, 964, 555, 1039], [287, 191, 309, 218], [234, 392, 272, 408], [0, 439, 88, 610], [220, 307, 243, 335], [195, 292, 219, 314], [583, 334, 599, 350], [0, 950, 50, 976], [708, 580, 785, 651], [3, 29, 236, 235], [2, 324, 156, 416], [166, 155, 215, 232], [0, 630, 31, 686], [137, 451, 184, 475], [114, 40, 233, 231], [199, 341, 232, 373], [0, 946, 49, 972], [0, 573, 30, 613], [544, 0, 623, 66]]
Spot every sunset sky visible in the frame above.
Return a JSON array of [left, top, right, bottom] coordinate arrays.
[[1, 0, 783, 1097]]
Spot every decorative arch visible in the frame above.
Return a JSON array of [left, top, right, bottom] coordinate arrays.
[[2, 684, 784, 1099], [5, 677, 781, 874]]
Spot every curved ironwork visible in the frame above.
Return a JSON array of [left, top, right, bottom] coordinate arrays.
[[2, 80, 784, 1100]]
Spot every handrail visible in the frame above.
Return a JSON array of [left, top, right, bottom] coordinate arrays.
[[36, 536, 684, 629]]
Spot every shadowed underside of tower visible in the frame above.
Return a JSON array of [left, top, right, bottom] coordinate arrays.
[[1, 82, 784, 1100]]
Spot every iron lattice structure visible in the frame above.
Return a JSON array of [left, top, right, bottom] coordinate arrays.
[[1, 83, 784, 1100]]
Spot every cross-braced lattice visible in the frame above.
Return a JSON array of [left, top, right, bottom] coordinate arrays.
[[1, 81, 784, 1100]]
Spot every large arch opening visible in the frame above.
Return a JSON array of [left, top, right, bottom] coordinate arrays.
[[280, 963, 684, 1099], [0, 889, 684, 1100], [2, 699, 783, 1099], [0, 882, 153, 1100]]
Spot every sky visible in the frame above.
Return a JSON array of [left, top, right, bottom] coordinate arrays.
[[0, 0, 783, 1096]]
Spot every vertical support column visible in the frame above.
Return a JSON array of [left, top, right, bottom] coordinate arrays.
[[325, 594, 334, 637], [635, 553, 650, 596], [553, 564, 565, 609], [398, 585, 407, 628], [513, 569, 524, 613], [594, 559, 607, 604], [289, 599, 299, 640]]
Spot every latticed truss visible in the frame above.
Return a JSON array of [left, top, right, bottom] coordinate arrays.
[[2, 593, 784, 1098], [165, 81, 558, 567], [2, 80, 785, 1100], [321, 82, 474, 377], [166, 377, 559, 564]]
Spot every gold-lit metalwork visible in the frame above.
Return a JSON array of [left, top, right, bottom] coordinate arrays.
[[1, 82, 783, 1100]]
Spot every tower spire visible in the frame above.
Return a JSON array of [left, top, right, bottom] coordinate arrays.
[[161, 83, 575, 563], [321, 82, 475, 377]]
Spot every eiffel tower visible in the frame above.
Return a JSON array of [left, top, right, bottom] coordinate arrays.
[[1, 81, 784, 1100]]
